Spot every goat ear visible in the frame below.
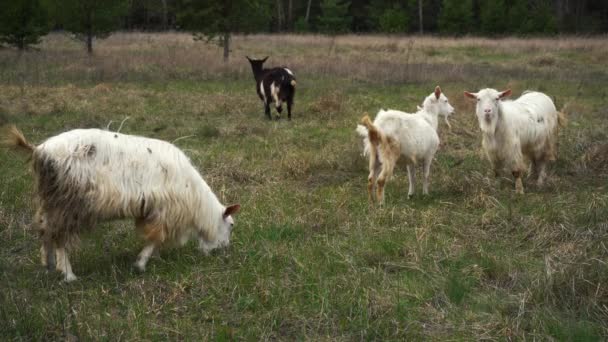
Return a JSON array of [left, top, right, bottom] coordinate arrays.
[[261, 56, 269, 63], [499, 89, 512, 99], [434, 86, 441, 100], [464, 91, 477, 99], [246, 56, 252, 61], [223, 204, 241, 219]]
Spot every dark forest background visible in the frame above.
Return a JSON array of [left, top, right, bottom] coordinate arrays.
[[124, 0, 608, 35], [1, 0, 607, 56], [3, 1, 608, 36]]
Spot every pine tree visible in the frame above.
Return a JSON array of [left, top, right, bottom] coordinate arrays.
[[378, 6, 409, 33], [177, 0, 270, 62], [0, 0, 50, 50], [524, 0, 557, 34], [317, 0, 352, 34], [52, 0, 128, 54], [438, 0, 473, 35], [367, 0, 410, 33], [480, 0, 507, 35], [508, 0, 557, 34]]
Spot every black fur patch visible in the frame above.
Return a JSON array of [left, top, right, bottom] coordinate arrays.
[[33, 152, 97, 248]]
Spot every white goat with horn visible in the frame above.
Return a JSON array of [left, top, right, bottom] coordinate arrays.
[[464, 88, 566, 193], [357, 86, 455, 204], [4, 127, 240, 282]]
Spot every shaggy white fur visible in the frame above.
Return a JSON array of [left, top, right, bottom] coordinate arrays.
[[6, 127, 240, 281], [465, 88, 565, 193]]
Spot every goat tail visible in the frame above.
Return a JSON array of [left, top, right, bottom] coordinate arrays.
[[557, 111, 567, 128], [356, 125, 371, 158], [360, 114, 383, 147], [356, 124, 368, 138], [3, 125, 35, 155], [555, 101, 569, 128], [290, 79, 296, 87]]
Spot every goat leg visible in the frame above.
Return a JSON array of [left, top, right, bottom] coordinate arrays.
[[264, 103, 272, 120], [45, 241, 56, 272], [512, 171, 524, 194]]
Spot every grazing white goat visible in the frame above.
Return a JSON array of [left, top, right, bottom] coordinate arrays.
[[357, 86, 455, 204], [464, 88, 566, 194], [5, 127, 240, 282]]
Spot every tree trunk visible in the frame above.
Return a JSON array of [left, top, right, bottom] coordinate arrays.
[[287, 0, 293, 30], [220, 0, 231, 62], [223, 32, 230, 62], [418, 0, 423, 34], [86, 33, 93, 55], [86, 8, 93, 55], [575, 0, 585, 31], [160, 0, 168, 30], [276, 0, 283, 32], [17, 49, 25, 95], [305, 0, 312, 23]]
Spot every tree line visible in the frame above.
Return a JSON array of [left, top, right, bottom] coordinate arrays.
[[2, 0, 607, 58]]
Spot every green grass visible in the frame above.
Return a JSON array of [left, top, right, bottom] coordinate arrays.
[[0, 33, 607, 340]]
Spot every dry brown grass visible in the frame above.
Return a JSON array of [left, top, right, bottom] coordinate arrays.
[[581, 143, 608, 173], [2, 32, 607, 87]]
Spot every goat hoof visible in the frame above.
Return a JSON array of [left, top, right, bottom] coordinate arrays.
[[64, 274, 77, 282], [134, 261, 146, 273]]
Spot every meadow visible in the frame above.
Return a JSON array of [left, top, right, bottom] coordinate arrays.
[[1, 32, 607, 340]]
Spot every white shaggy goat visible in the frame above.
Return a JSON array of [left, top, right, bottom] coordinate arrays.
[[5, 127, 240, 281], [357, 86, 455, 204], [464, 88, 566, 194]]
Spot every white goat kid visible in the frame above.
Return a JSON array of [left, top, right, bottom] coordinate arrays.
[[357, 86, 455, 204], [464, 88, 565, 194]]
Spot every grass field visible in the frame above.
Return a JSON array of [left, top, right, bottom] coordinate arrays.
[[1, 32, 607, 340]]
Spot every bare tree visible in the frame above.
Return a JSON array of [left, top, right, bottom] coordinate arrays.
[[305, 0, 312, 23], [418, 0, 423, 34], [276, 0, 283, 31], [287, 0, 293, 30], [160, 0, 168, 30]]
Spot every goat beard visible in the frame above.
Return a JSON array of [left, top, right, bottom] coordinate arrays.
[[478, 115, 498, 134]]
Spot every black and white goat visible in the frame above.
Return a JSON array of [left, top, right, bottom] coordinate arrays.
[[246, 56, 296, 120]]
